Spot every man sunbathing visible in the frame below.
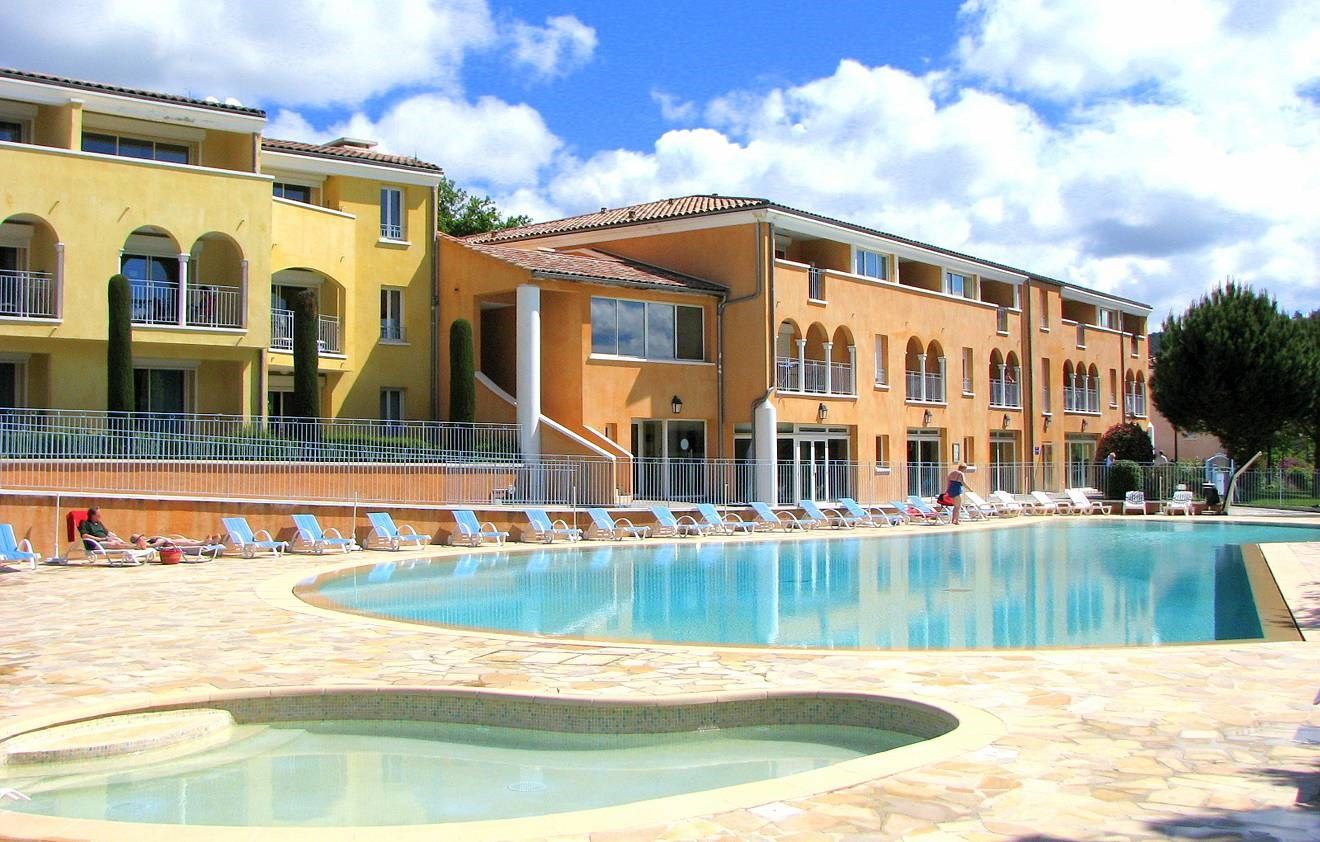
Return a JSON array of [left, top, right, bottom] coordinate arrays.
[[78, 507, 147, 550]]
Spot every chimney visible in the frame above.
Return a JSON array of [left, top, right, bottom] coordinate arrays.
[[326, 137, 377, 149]]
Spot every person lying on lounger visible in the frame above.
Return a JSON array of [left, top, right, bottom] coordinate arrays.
[[79, 507, 148, 550]]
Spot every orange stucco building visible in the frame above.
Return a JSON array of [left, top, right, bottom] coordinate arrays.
[[442, 196, 1153, 504]]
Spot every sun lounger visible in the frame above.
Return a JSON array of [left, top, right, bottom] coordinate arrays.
[[75, 537, 156, 566], [1029, 491, 1075, 515], [366, 512, 431, 550], [749, 501, 813, 531], [797, 500, 859, 528], [649, 505, 709, 537], [586, 508, 650, 540], [837, 497, 899, 527], [906, 496, 954, 524], [0, 524, 39, 570], [1123, 490, 1148, 515], [150, 535, 225, 561], [989, 490, 1035, 515], [963, 490, 1009, 517], [1065, 489, 1112, 515], [291, 514, 360, 554], [524, 509, 583, 543], [889, 500, 936, 524], [451, 510, 510, 546], [222, 517, 289, 558], [1163, 490, 1196, 516], [695, 503, 758, 535]]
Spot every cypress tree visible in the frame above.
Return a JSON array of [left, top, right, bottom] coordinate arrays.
[[449, 318, 476, 422], [290, 288, 320, 418], [106, 274, 134, 413]]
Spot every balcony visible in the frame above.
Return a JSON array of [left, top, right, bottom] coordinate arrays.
[[1125, 391, 1147, 418], [271, 308, 343, 355], [129, 280, 242, 328], [0, 270, 56, 319], [989, 378, 1021, 409], [1064, 384, 1100, 414], [905, 371, 946, 403], [776, 356, 855, 396]]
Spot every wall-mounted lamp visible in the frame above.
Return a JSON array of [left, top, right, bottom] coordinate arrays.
[[922, 409, 933, 427], [817, 402, 829, 422], [1002, 413, 1011, 430], [1043, 414, 1051, 430], [1080, 419, 1088, 432], [670, 395, 683, 415]]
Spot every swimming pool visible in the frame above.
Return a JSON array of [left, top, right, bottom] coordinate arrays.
[[302, 520, 1313, 649]]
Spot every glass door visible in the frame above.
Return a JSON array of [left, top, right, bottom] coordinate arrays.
[[989, 432, 1019, 492], [906, 432, 942, 497], [1066, 438, 1096, 489]]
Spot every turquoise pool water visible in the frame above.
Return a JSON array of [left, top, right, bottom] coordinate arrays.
[[306, 521, 1314, 649], [2, 719, 912, 825]]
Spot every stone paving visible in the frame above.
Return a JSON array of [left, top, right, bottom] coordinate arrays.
[[2, 519, 1318, 841]]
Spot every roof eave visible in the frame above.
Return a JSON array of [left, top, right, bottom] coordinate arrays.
[[530, 270, 724, 296]]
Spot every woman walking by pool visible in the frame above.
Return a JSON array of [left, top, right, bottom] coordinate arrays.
[[944, 464, 969, 524]]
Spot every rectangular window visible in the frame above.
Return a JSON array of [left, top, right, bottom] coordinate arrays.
[[380, 187, 404, 240], [0, 121, 22, 143], [380, 288, 404, 341], [854, 248, 889, 280], [1109, 369, 1118, 407], [81, 132, 190, 164], [873, 335, 888, 386], [380, 388, 404, 422], [133, 368, 191, 413], [1040, 358, 1052, 413], [1038, 287, 1049, 329], [875, 434, 889, 466], [590, 296, 704, 361], [0, 360, 23, 408], [1098, 307, 1119, 329], [945, 271, 975, 299], [961, 347, 974, 395], [273, 182, 312, 203], [962, 436, 976, 465]]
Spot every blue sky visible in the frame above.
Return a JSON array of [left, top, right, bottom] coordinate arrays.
[[3, 0, 1318, 319]]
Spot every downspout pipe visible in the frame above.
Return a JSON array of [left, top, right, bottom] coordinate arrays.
[[429, 184, 440, 420]]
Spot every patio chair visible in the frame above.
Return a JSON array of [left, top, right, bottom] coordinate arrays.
[[749, 501, 814, 531], [0, 524, 39, 570], [889, 500, 934, 524], [149, 535, 226, 562], [964, 490, 1010, 517], [1123, 491, 1148, 515], [1163, 490, 1197, 516], [1028, 491, 1073, 515], [222, 517, 289, 558], [65, 509, 155, 566], [695, 503, 758, 535], [291, 514, 360, 554], [874, 501, 912, 525], [838, 497, 901, 527], [366, 512, 431, 551], [524, 509, 583, 543], [649, 505, 710, 537], [989, 490, 1035, 515], [1065, 489, 1112, 515], [796, 500, 857, 529], [451, 510, 509, 546], [586, 508, 650, 541], [906, 496, 954, 524]]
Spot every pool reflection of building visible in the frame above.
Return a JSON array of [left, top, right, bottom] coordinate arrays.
[[318, 530, 1248, 649]]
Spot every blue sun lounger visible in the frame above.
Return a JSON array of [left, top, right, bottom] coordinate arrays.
[[366, 512, 431, 550]]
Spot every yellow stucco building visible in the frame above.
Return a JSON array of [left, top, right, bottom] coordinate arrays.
[[452, 196, 1153, 502], [0, 67, 443, 422]]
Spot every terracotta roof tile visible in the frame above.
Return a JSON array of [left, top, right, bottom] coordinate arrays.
[[261, 138, 443, 174], [460, 240, 724, 294], [466, 195, 768, 243], [0, 67, 265, 117]]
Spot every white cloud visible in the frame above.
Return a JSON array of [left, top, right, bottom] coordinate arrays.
[[651, 90, 698, 123], [0, 0, 501, 107], [297, 94, 562, 188], [508, 14, 597, 79]]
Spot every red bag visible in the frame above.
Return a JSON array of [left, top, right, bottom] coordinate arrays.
[[936, 493, 953, 507]]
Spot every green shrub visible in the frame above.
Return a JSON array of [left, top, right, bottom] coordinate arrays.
[[1096, 422, 1154, 463], [1106, 459, 1143, 499], [449, 318, 476, 422], [106, 274, 134, 413], [290, 288, 320, 419]]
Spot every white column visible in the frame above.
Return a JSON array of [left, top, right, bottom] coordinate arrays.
[[847, 344, 857, 395], [795, 338, 805, 393], [516, 284, 541, 460], [917, 353, 927, 402], [937, 356, 947, 402], [753, 398, 778, 505], [54, 242, 65, 319], [239, 259, 249, 329], [176, 253, 189, 326], [997, 363, 1007, 406], [822, 341, 833, 395]]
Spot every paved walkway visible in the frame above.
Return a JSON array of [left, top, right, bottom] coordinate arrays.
[[2, 520, 1318, 841]]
